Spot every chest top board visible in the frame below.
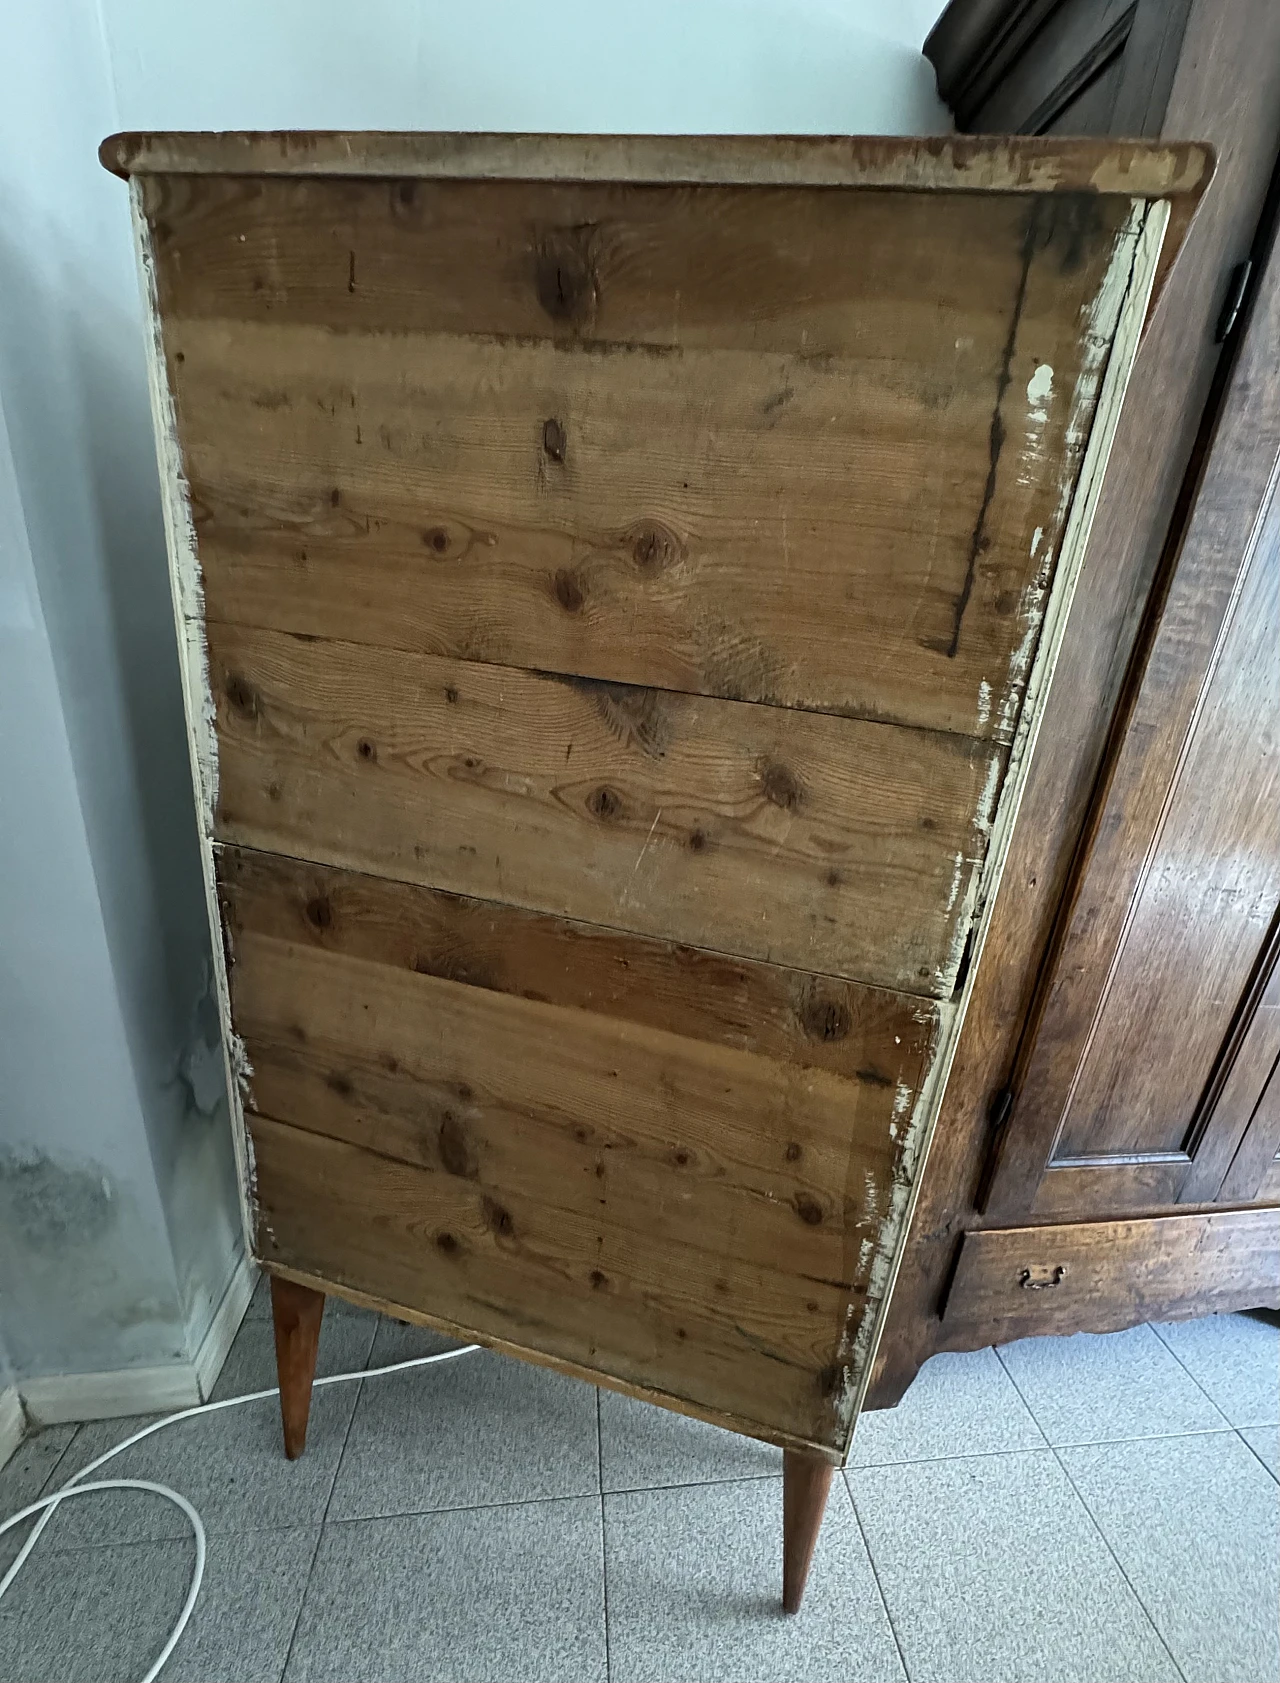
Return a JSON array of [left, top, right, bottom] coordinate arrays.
[[103, 130, 1208, 1458]]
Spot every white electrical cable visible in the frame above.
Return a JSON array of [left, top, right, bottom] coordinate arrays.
[[0, 1340, 480, 1683]]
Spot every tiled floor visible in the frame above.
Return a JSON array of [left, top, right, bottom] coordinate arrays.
[[0, 1292, 1275, 1683]]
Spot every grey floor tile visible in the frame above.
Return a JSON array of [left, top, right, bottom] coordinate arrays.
[[328, 1319, 598, 1521], [997, 1323, 1229, 1444], [285, 1498, 606, 1683], [0, 1524, 317, 1683], [849, 1346, 1047, 1467], [850, 1450, 1178, 1683], [0, 1425, 77, 1572], [604, 1475, 904, 1683], [599, 1388, 780, 1492], [43, 1309, 376, 1548], [1061, 1431, 1280, 1683], [1151, 1312, 1279, 1428], [1241, 1423, 1279, 1479]]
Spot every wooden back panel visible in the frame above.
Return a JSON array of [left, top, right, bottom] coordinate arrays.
[[106, 132, 1208, 1455]]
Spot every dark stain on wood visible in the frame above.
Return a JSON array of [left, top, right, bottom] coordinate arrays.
[[542, 417, 567, 462], [223, 672, 261, 720], [552, 569, 586, 613], [304, 895, 332, 931], [438, 1111, 479, 1180], [534, 226, 598, 327], [930, 204, 1042, 661], [760, 760, 803, 811]]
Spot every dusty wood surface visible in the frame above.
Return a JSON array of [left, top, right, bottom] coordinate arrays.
[[100, 130, 1212, 196], [226, 850, 931, 1450], [254, 1112, 861, 1448], [942, 1206, 1280, 1339], [218, 847, 938, 1086], [209, 623, 1001, 994], [156, 178, 1129, 743], [112, 127, 1195, 1454]]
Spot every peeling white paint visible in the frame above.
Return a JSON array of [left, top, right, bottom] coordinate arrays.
[[1026, 361, 1054, 413], [837, 197, 1172, 1451], [1030, 525, 1045, 561], [131, 181, 256, 1252], [977, 678, 992, 727]]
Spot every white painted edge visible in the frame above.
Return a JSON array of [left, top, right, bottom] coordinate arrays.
[[844, 196, 1172, 1448], [128, 179, 257, 1256], [0, 1386, 26, 1473], [192, 1250, 259, 1399]]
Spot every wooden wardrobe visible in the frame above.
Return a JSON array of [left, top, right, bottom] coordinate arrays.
[[869, 0, 1280, 1404]]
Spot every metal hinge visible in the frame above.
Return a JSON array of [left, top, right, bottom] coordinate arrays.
[[1215, 259, 1253, 344]]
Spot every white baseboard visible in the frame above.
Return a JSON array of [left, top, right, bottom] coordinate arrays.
[[0, 1386, 25, 1472], [21, 1253, 258, 1428], [193, 1250, 257, 1398], [22, 1362, 201, 1426]]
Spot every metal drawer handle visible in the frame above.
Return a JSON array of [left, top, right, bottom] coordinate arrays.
[[1018, 1264, 1066, 1290]]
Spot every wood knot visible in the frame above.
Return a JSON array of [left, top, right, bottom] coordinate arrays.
[[795, 1194, 824, 1226], [800, 994, 851, 1043], [785, 1142, 802, 1162], [223, 674, 260, 720], [589, 1269, 608, 1289], [534, 228, 597, 326], [587, 785, 624, 821], [422, 526, 451, 555], [542, 417, 567, 462], [438, 1112, 479, 1181], [304, 896, 332, 931], [436, 1231, 460, 1256], [356, 738, 377, 762], [629, 521, 681, 570], [482, 1197, 515, 1238], [552, 569, 586, 614], [760, 760, 802, 811]]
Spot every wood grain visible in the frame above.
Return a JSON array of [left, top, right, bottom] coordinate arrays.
[[988, 159, 1280, 1212], [867, 0, 1280, 1403], [155, 180, 1132, 739], [268, 1274, 324, 1459], [208, 624, 1001, 994], [100, 130, 1213, 197], [942, 1207, 1280, 1339], [230, 929, 905, 1284], [217, 847, 939, 1088], [251, 1112, 860, 1449]]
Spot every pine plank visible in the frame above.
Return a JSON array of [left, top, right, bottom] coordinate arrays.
[[231, 927, 903, 1280], [102, 130, 1213, 197], [217, 846, 939, 1087], [208, 623, 1002, 994], [250, 1111, 860, 1449], [156, 178, 1133, 736]]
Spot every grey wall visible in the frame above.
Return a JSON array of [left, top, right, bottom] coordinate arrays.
[[0, 0, 240, 1387], [0, 0, 947, 1390]]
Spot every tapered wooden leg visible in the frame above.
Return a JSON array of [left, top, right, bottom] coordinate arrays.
[[269, 1275, 325, 1460], [782, 1449, 835, 1613]]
